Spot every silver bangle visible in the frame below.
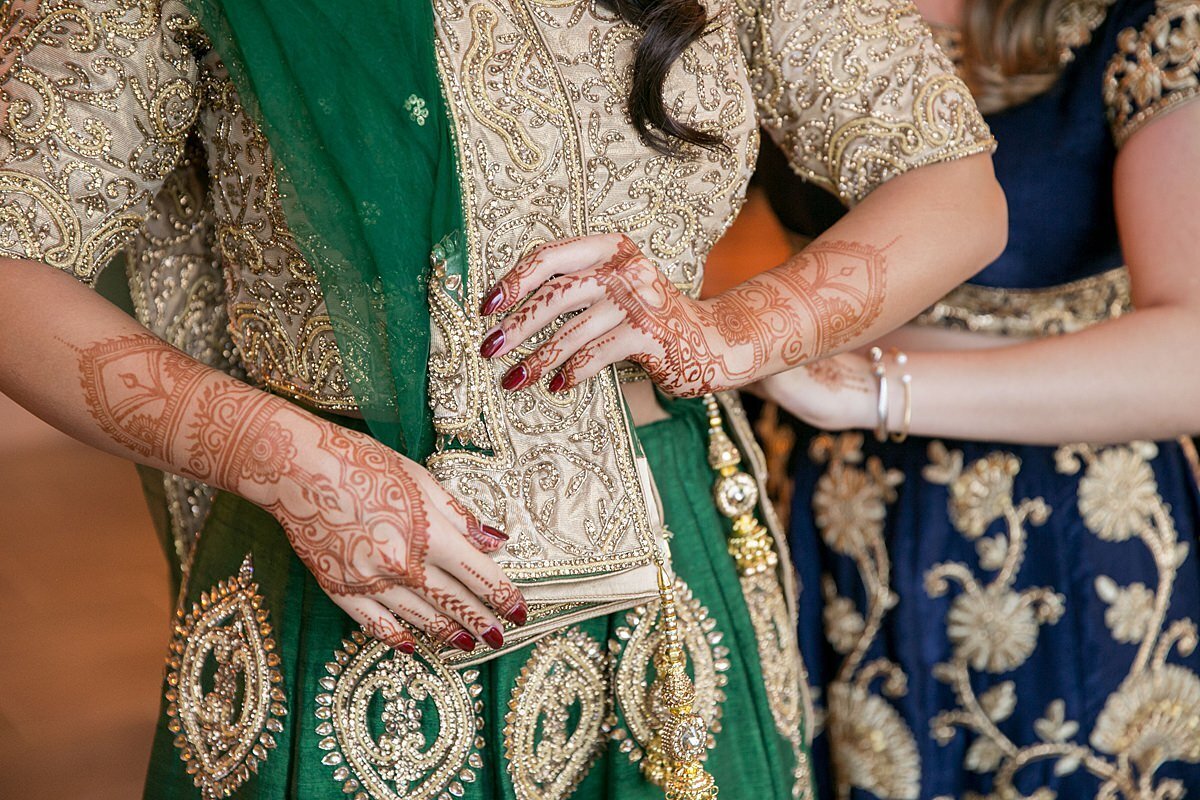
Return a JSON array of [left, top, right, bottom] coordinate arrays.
[[869, 346, 888, 442], [889, 349, 912, 443]]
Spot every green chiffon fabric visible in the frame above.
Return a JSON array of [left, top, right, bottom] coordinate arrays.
[[182, 0, 462, 459], [141, 399, 807, 799]]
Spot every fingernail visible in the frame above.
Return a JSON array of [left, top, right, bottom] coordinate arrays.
[[397, 641, 416, 655], [451, 631, 477, 652], [501, 363, 529, 391], [482, 626, 504, 650], [547, 372, 567, 393], [506, 602, 528, 627], [479, 328, 505, 358], [480, 286, 504, 316], [481, 523, 508, 541]]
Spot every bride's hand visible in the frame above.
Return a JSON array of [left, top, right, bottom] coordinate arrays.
[[251, 411, 527, 654], [476, 233, 743, 397], [750, 353, 876, 431]]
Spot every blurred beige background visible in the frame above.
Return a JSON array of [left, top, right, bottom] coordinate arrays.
[[0, 391, 168, 799]]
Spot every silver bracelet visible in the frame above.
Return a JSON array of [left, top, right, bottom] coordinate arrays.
[[889, 348, 912, 443], [869, 346, 888, 442]]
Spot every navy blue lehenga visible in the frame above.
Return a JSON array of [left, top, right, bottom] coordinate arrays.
[[762, 0, 1200, 797]]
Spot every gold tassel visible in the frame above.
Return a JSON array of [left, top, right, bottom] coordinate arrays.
[[647, 566, 719, 800], [703, 394, 778, 576]]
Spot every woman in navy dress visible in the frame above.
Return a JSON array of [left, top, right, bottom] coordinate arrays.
[[755, 0, 1200, 797]]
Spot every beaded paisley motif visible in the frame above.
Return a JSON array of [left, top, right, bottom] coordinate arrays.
[[609, 578, 729, 768], [315, 631, 485, 800], [164, 554, 287, 799], [504, 628, 611, 800]]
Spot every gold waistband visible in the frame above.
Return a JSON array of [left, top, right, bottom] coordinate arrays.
[[914, 267, 1132, 337]]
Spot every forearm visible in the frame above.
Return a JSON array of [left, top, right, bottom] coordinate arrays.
[[707, 154, 1007, 383], [0, 257, 315, 506], [895, 307, 1200, 444]]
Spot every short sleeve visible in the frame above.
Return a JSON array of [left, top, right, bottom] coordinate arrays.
[[0, 0, 201, 285], [733, 0, 996, 205], [1103, 0, 1200, 147]]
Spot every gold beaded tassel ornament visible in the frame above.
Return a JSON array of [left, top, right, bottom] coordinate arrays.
[[649, 565, 719, 800], [703, 394, 778, 576]]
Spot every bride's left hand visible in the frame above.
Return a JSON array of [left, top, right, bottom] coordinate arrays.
[[476, 233, 735, 397]]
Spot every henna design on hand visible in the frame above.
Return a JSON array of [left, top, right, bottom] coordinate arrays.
[[804, 359, 871, 394]]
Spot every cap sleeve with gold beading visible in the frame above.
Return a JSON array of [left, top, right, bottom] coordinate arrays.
[[733, 0, 996, 206], [0, 0, 199, 285]]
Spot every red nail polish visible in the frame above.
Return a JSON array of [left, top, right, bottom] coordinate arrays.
[[501, 363, 529, 391], [451, 631, 476, 652], [482, 626, 504, 650], [547, 372, 567, 393], [481, 524, 508, 541], [480, 287, 504, 316], [397, 641, 416, 655], [479, 328, 506, 358], [506, 602, 528, 627]]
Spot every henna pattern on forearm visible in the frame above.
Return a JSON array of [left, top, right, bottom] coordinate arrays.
[[75, 333, 432, 598]]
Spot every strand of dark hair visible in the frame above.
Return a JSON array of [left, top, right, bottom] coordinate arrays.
[[601, 0, 725, 155]]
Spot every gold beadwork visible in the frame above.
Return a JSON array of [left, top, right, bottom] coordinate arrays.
[[704, 395, 779, 576], [165, 554, 287, 799], [649, 568, 719, 800]]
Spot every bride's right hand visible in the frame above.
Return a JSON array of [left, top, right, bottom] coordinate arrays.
[[249, 411, 527, 655]]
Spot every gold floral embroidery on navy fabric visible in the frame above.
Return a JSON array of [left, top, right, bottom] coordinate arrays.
[[165, 554, 287, 799], [609, 577, 729, 773], [810, 433, 920, 800], [921, 441, 1200, 799], [315, 631, 484, 800], [505, 628, 612, 800], [1104, 0, 1200, 146]]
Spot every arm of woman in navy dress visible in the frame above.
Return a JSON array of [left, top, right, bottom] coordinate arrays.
[[759, 101, 1200, 443]]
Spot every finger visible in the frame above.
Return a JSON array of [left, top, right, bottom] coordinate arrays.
[[452, 544, 529, 626], [338, 596, 416, 654], [501, 304, 624, 391], [479, 273, 605, 360], [426, 479, 508, 555], [421, 567, 509, 650], [375, 585, 477, 653], [553, 330, 635, 391], [480, 233, 630, 317]]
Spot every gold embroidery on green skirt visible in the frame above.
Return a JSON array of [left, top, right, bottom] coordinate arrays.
[[165, 554, 287, 799], [610, 577, 729, 770], [315, 632, 484, 800], [706, 395, 811, 800], [504, 629, 611, 800]]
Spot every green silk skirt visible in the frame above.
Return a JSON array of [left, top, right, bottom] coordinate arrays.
[[140, 396, 812, 800]]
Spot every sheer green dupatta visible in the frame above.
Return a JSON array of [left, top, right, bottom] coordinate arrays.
[[184, 0, 463, 460]]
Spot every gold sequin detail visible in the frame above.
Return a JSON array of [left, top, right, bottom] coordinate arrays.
[[315, 631, 484, 800], [504, 628, 611, 800], [732, 0, 995, 206], [1105, 0, 1200, 146], [915, 267, 1132, 338], [610, 578, 729, 768], [165, 554, 287, 799]]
